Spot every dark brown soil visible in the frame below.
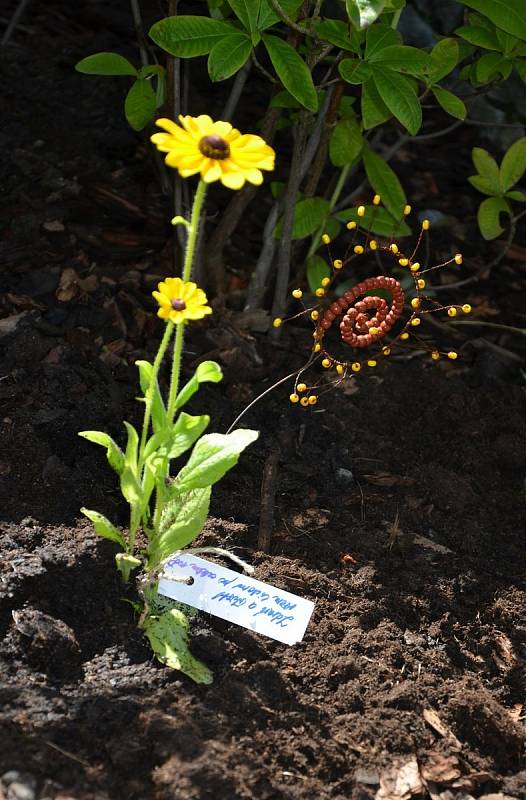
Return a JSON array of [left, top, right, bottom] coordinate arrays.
[[1, 2, 525, 799]]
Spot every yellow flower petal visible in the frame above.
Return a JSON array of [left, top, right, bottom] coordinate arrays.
[[220, 170, 245, 190], [201, 161, 222, 183]]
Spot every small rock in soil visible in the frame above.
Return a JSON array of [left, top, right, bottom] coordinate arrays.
[[11, 608, 80, 677], [0, 773, 36, 800]]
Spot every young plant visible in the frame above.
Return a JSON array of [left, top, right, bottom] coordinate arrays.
[[469, 137, 526, 240], [80, 115, 275, 683]]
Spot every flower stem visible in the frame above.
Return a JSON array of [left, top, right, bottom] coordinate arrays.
[[139, 321, 174, 465], [166, 178, 207, 422]]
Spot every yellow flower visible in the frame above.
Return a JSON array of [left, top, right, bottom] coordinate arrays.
[[152, 278, 212, 325], [151, 115, 275, 190]]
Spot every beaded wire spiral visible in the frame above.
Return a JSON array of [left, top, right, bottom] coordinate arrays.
[[274, 198, 471, 407]]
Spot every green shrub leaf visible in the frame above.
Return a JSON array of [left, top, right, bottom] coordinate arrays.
[[428, 38, 460, 82], [125, 79, 157, 130], [307, 255, 331, 294], [75, 52, 138, 76], [227, 0, 260, 32], [262, 34, 318, 111], [173, 429, 259, 493], [455, 24, 500, 50], [208, 33, 252, 81], [372, 68, 421, 134], [274, 197, 331, 240], [81, 508, 125, 547], [368, 45, 429, 76], [432, 87, 466, 120], [339, 58, 372, 84], [329, 120, 364, 166], [346, 0, 386, 30], [461, 1, 526, 42], [257, 0, 303, 31], [500, 136, 526, 191], [337, 206, 411, 237], [361, 79, 391, 128], [477, 196, 511, 239], [475, 53, 513, 82], [149, 16, 233, 57], [362, 146, 407, 219], [364, 23, 401, 59], [316, 19, 360, 53]]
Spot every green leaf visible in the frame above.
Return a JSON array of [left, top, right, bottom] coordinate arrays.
[[208, 33, 252, 81], [368, 45, 429, 76], [500, 137, 526, 191], [269, 89, 301, 108], [329, 120, 364, 166], [143, 609, 213, 683], [461, 1, 526, 42], [475, 52, 513, 82], [346, 0, 386, 30], [274, 197, 331, 240], [257, 0, 303, 31], [81, 508, 125, 547], [455, 25, 500, 50], [227, 0, 261, 32], [120, 466, 143, 506], [123, 421, 139, 471], [472, 146, 501, 182], [151, 487, 212, 562], [173, 429, 259, 493], [372, 67, 422, 134], [75, 52, 138, 76], [307, 255, 331, 294], [174, 361, 223, 412], [337, 205, 411, 236], [469, 174, 501, 195], [477, 196, 511, 239], [136, 360, 167, 434], [516, 59, 526, 83], [316, 19, 360, 53], [361, 79, 391, 128], [339, 58, 372, 84], [149, 15, 233, 58], [495, 27, 518, 56], [362, 146, 407, 218], [364, 23, 400, 59], [115, 553, 141, 582], [505, 190, 526, 202], [432, 86, 466, 120], [78, 431, 124, 474], [125, 79, 157, 131], [262, 34, 318, 111], [428, 38, 460, 82], [148, 412, 210, 462]]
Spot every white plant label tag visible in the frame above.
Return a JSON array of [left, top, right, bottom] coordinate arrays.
[[158, 554, 315, 645]]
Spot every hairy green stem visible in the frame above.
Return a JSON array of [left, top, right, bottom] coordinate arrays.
[[139, 321, 174, 465]]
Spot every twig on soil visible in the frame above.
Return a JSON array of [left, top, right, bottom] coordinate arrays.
[[258, 446, 281, 552], [41, 739, 91, 768], [1, 0, 31, 47]]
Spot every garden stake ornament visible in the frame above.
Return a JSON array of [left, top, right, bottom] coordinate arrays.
[[79, 115, 275, 684]]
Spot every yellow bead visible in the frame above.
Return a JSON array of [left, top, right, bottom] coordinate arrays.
[[273, 318, 282, 328], [322, 358, 331, 368], [417, 279, 426, 289], [313, 343, 321, 352], [369, 240, 377, 250], [346, 221, 357, 230], [290, 393, 299, 403], [369, 327, 379, 336], [400, 332, 409, 340], [311, 310, 319, 321], [321, 234, 331, 244], [297, 383, 307, 393], [410, 317, 421, 326], [367, 360, 377, 367], [351, 362, 361, 372], [321, 277, 330, 287], [354, 245, 364, 255], [431, 351, 440, 360], [336, 364, 344, 375], [455, 253, 463, 265], [333, 259, 343, 269], [462, 304, 472, 314], [448, 307, 457, 317], [382, 347, 391, 356], [357, 205, 365, 217], [390, 243, 399, 254], [300, 397, 309, 407], [448, 351, 458, 360], [404, 204, 411, 216], [308, 395, 318, 405], [410, 262, 421, 272], [292, 288, 303, 299], [315, 288, 325, 298], [411, 298, 420, 309], [399, 258, 409, 267], [422, 219, 430, 230], [373, 194, 381, 206]]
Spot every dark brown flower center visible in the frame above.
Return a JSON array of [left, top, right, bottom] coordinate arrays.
[[171, 298, 186, 311], [199, 134, 230, 160]]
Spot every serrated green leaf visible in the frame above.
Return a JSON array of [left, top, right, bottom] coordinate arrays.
[[372, 67, 421, 134], [475, 52, 513, 82], [364, 23, 400, 59], [174, 361, 223, 412], [455, 25, 500, 50], [432, 86, 466, 120], [274, 197, 331, 240], [337, 205, 411, 237], [428, 38, 460, 82], [500, 137, 526, 191], [368, 45, 429, 76], [208, 33, 252, 81], [173, 429, 259, 493], [329, 120, 364, 166], [262, 34, 318, 111], [361, 78, 391, 128], [362, 146, 407, 218], [461, 0, 526, 42], [151, 487, 212, 563], [125, 79, 157, 130], [346, 0, 386, 30], [339, 58, 372, 84], [477, 196, 511, 239], [81, 508, 125, 547], [78, 430, 124, 474], [306, 255, 331, 294], [143, 609, 213, 683], [149, 15, 233, 57], [316, 19, 360, 53], [75, 52, 138, 76]]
